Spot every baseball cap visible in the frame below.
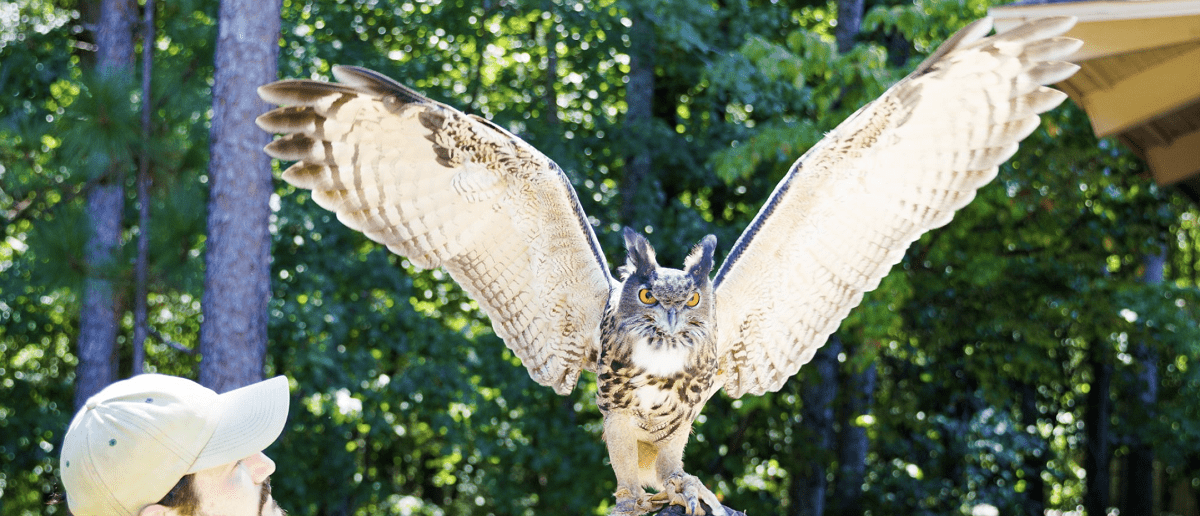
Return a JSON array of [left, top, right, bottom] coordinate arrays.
[[59, 374, 290, 516]]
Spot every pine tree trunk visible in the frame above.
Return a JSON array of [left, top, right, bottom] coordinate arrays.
[[132, 0, 155, 375], [540, 0, 559, 128], [1018, 382, 1047, 516], [619, 6, 654, 227], [1085, 347, 1114, 516], [831, 353, 874, 516], [791, 336, 840, 516], [75, 0, 134, 409], [1122, 251, 1164, 516], [198, 0, 281, 393], [825, 5, 871, 514], [834, 0, 864, 53]]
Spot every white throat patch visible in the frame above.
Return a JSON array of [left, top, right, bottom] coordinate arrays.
[[630, 337, 690, 376]]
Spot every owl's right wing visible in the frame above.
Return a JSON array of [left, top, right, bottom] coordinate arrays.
[[712, 17, 1081, 398], [257, 66, 615, 395]]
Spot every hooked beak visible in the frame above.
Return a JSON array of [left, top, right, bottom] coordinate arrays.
[[665, 308, 680, 334]]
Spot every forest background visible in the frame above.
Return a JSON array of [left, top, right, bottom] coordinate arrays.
[[3, 0, 1200, 515]]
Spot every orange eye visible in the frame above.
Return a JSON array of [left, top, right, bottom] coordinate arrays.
[[638, 288, 656, 305], [686, 291, 700, 307]]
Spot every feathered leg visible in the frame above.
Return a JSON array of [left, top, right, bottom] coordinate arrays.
[[604, 413, 657, 516], [652, 431, 726, 516]]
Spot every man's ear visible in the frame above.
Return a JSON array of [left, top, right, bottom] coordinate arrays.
[[139, 504, 173, 516]]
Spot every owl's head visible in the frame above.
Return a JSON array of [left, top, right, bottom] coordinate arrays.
[[616, 227, 717, 337]]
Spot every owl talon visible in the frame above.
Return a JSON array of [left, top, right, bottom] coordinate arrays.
[[612, 487, 664, 516], [663, 474, 727, 516], [638, 492, 667, 513]]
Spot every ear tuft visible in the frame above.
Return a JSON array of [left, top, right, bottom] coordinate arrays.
[[684, 234, 717, 282], [620, 227, 658, 280]]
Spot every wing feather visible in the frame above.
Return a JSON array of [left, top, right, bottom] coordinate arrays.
[[258, 66, 615, 395], [714, 16, 1081, 397]]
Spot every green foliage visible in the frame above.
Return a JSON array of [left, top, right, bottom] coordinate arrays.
[[707, 4, 894, 183], [57, 71, 142, 182], [862, 0, 990, 57], [0, 1, 216, 512], [4, 0, 1200, 515]]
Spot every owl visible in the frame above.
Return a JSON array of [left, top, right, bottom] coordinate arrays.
[[256, 16, 1081, 516]]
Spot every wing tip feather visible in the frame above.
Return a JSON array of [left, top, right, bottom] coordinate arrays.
[[1029, 61, 1082, 86], [257, 79, 355, 107], [991, 15, 1077, 44], [1027, 87, 1069, 114], [264, 133, 316, 161], [256, 106, 319, 134], [1025, 36, 1084, 63]]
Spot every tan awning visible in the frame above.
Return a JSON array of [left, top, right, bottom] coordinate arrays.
[[990, 0, 1200, 199]]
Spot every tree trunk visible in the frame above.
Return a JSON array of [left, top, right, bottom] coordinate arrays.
[[834, 0, 864, 53], [75, 0, 135, 409], [133, 0, 155, 375], [539, 0, 559, 128], [791, 336, 840, 516], [198, 0, 281, 393], [1085, 345, 1114, 516], [619, 6, 654, 227], [831, 350, 875, 516], [1018, 382, 1047, 516], [825, 5, 871, 514], [1122, 251, 1165, 516]]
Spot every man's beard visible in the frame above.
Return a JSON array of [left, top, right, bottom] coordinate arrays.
[[259, 477, 286, 516]]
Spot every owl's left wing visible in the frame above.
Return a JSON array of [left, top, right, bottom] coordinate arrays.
[[713, 16, 1081, 398], [256, 66, 615, 395]]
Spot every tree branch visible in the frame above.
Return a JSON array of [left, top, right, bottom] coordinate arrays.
[[1, 174, 103, 234], [150, 327, 195, 355]]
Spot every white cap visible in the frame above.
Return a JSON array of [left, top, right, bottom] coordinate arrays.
[[60, 374, 290, 516]]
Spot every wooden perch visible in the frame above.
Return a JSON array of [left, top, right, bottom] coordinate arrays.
[[655, 503, 747, 516]]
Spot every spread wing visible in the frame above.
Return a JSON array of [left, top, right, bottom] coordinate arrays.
[[713, 16, 1082, 397], [256, 66, 615, 395]]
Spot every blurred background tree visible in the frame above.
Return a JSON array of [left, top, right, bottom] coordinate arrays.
[[197, 0, 280, 392], [3, 0, 1199, 515]]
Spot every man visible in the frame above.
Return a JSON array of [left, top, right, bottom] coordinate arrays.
[[59, 374, 290, 516]]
